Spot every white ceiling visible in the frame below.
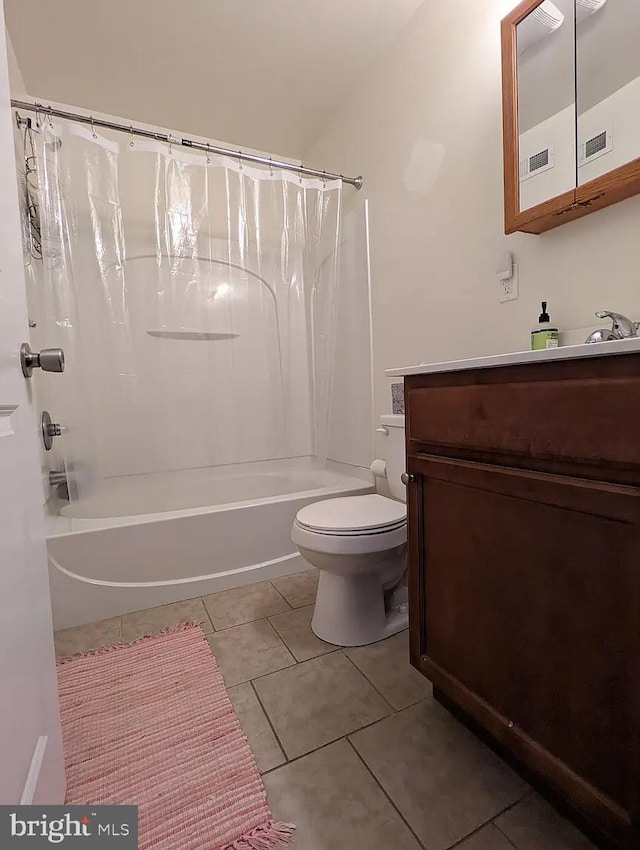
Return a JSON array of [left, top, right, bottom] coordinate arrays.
[[5, 0, 424, 159]]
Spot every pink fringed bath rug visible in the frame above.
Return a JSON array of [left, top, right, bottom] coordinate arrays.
[[57, 623, 294, 850]]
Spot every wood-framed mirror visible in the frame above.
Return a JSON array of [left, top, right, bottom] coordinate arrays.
[[501, 0, 640, 234]]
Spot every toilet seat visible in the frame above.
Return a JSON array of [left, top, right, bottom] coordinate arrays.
[[292, 494, 407, 556], [292, 520, 407, 556], [295, 494, 406, 536]]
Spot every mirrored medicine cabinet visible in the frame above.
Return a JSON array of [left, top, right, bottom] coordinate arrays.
[[502, 0, 640, 233]]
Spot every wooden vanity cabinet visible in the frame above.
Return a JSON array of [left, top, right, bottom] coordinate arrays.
[[405, 355, 640, 849]]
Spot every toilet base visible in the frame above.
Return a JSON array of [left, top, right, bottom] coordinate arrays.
[[311, 569, 408, 647]]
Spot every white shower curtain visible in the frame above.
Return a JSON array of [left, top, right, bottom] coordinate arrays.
[[23, 117, 342, 509]]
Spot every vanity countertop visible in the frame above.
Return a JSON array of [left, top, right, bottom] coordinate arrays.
[[385, 336, 640, 377]]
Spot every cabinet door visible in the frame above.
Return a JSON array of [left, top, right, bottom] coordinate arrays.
[[407, 454, 640, 848]]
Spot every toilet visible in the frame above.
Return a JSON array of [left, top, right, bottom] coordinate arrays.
[[291, 414, 408, 646]]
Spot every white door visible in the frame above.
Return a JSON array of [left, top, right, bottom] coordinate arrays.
[[0, 5, 66, 805]]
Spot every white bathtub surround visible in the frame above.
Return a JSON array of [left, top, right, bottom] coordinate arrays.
[[47, 459, 373, 630], [22, 115, 370, 503]]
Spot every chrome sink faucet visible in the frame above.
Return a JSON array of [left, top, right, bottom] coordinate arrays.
[[585, 311, 640, 343]]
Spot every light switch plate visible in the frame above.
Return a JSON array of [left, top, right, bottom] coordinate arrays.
[[498, 263, 519, 302]]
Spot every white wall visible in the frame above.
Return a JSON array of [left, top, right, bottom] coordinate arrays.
[[304, 0, 640, 435], [5, 30, 26, 96], [5, 0, 425, 160]]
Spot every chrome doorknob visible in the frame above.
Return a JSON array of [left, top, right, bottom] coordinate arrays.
[[401, 472, 415, 485], [20, 342, 65, 377]]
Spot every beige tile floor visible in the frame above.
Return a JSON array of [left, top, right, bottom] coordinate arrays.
[[55, 569, 599, 850]]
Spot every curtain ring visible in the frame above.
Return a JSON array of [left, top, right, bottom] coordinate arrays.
[[206, 142, 211, 165], [129, 125, 135, 147], [47, 105, 54, 129], [35, 105, 41, 129], [168, 134, 174, 156], [299, 167, 303, 185], [322, 170, 327, 189], [238, 149, 243, 171], [269, 157, 274, 178], [90, 115, 97, 139]]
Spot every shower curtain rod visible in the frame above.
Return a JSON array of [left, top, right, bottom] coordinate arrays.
[[11, 99, 363, 190]]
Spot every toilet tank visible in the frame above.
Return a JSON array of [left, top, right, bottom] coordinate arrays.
[[379, 414, 406, 501]]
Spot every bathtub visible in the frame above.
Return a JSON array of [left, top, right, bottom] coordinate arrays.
[[47, 458, 373, 630]]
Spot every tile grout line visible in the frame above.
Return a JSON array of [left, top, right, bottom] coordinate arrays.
[[202, 579, 294, 631], [258, 725, 376, 779], [248, 679, 288, 768], [491, 792, 535, 850], [491, 821, 521, 850], [248, 647, 340, 687], [443, 790, 531, 850], [438, 782, 530, 850], [203, 609, 295, 634], [260, 617, 297, 668], [267, 579, 295, 611], [348, 733, 530, 850], [222, 659, 298, 691], [258, 699, 433, 778], [259, 737, 340, 778], [444, 812, 518, 850], [57, 580, 304, 639], [200, 595, 220, 632], [345, 736, 429, 850], [197, 596, 215, 633], [116, 594, 210, 626], [340, 649, 397, 714], [266, 614, 300, 662], [267, 611, 335, 664]]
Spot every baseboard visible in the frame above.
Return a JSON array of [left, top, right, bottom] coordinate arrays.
[[20, 736, 48, 804], [20, 734, 66, 805]]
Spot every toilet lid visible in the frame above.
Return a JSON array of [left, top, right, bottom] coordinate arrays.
[[295, 494, 406, 535]]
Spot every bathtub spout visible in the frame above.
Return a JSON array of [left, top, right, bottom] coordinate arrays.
[[49, 469, 69, 500]]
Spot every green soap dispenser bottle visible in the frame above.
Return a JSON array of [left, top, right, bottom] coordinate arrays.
[[531, 301, 559, 350]]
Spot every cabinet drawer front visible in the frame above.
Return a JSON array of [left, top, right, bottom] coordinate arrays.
[[407, 373, 640, 480]]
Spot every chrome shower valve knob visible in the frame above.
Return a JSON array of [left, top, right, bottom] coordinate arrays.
[[41, 411, 62, 451]]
